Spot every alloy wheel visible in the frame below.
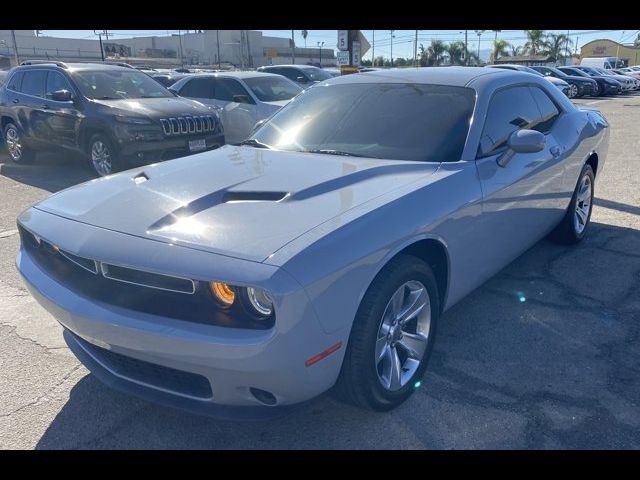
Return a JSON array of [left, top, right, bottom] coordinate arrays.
[[91, 140, 112, 176], [5, 126, 23, 162], [574, 174, 592, 235], [569, 84, 578, 98], [375, 280, 431, 391]]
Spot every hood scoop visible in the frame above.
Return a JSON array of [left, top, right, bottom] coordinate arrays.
[[148, 189, 289, 231]]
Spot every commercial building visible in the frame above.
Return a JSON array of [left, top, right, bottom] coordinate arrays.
[[580, 39, 640, 67], [0, 30, 336, 68]]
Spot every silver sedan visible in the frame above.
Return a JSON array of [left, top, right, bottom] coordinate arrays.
[[16, 67, 609, 416]]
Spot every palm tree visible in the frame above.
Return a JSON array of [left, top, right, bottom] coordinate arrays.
[[510, 44, 524, 56], [523, 30, 548, 56], [446, 41, 466, 65], [490, 39, 511, 63], [301, 30, 308, 49], [427, 39, 446, 66], [545, 33, 572, 63], [465, 50, 481, 66]]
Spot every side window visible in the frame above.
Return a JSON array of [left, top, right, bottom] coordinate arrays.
[[215, 78, 251, 102], [279, 68, 303, 82], [7, 71, 24, 91], [478, 86, 542, 157], [21, 70, 47, 97], [529, 86, 560, 133], [179, 78, 214, 98], [45, 72, 73, 99]]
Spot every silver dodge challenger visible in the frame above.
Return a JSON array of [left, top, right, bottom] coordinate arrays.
[[16, 67, 609, 416]]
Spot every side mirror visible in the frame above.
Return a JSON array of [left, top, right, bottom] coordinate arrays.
[[296, 76, 307, 83], [50, 89, 73, 102], [252, 118, 267, 133], [497, 129, 545, 167], [232, 94, 254, 104]]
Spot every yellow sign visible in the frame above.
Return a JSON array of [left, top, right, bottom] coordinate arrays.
[[266, 48, 277, 59]]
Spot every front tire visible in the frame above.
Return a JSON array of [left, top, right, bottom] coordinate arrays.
[[3, 122, 34, 164], [87, 134, 119, 177], [549, 164, 595, 245], [334, 254, 440, 411], [568, 84, 578, 99]]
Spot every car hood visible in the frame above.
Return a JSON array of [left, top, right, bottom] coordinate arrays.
[[262, 99, 290, 108], [545, 76, 569, 86], [92, 96, 215, 118], [34, 146, 439, 262], [564, 75, 596, 84]]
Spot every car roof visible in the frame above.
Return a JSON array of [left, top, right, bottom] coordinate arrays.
[[323, 66, 514, 87], [260, 64, 318, 70], [15, 62, 136, 73], [188, 71, 284, 80]]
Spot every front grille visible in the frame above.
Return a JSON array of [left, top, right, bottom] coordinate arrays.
[[160, 115, 216, 135], [19, 225, 272, 330], [72, 332, 213, 399]]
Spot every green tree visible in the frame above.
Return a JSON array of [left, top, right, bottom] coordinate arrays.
[[427, 39, 446, 66], [490, 39, 512, 63], [301, 30, 308, 49], [510, 44, 524, 56], [446, 41, 466, 65], [545, 33, 572, 63], [374, 55, 385, 67], [523, 30, 548, 56]]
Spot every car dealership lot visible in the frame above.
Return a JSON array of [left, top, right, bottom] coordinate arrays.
[[0, 93, 638, 449]]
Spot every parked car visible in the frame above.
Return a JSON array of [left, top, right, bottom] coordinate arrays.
[[486, 64, 571, 97], [16, 67, 609, 415], [611, 69, 640, 89], [170, 71, 302, 144], [589, 66, 636, 92], [149, 72, 191, 88], [0, 70, 7, 87], [323, 68, 342, 77], [257, 64, 334, 88], [529, 65, 597, 98], [571, 65, 632, 92], [580, 56, 625, 69], [557, 66, 622, 96], [0, 62, 224, 176]]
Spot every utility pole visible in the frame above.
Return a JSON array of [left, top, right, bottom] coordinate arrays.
[[10, 30, 19, 65], [246, 30, 252, 68], [414, 30, 418, 67], [371, 30, 375, 66], [291, 30, 295, 64], [575, 36, 579, 56], [178, 30, 184, 67], [93, 30, 105, 61], [492, 30, 501, 64], [564, 30, 570, 65], [216, 30, 221, 69], [390, 30, 395, 68], [317, 41, 324, 66], [464, 30, 468, 65]]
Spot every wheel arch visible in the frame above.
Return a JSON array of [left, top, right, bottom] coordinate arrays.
[[585, 151, 599, 177], [79, 121, 117, 153]]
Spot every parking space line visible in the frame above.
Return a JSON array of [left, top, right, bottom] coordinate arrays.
[[584, 100, 607, 105]]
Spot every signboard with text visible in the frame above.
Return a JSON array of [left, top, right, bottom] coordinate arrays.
[[336, 50, 350, 66], [337, 30, 348, 51], [352, 41, 361, 67]]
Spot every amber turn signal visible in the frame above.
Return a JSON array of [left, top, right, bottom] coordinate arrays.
[[210, 282, 235, 306]]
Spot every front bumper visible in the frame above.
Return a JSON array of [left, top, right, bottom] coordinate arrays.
[[16, 210, 347, 415]]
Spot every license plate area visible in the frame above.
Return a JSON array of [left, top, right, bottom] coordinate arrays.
[[189, 139, 207, 152]]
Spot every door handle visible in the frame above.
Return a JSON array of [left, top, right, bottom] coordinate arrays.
[[550, 146, 561, 158], [12, 99, 19, 104], [41, 104, 49, 109]]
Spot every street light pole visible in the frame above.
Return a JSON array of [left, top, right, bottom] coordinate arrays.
[[291, 30, 295, 64], [317, 41, 324, 66], [216, 30, 221, 69], [371, 30, 375, 66], [464, 30, 468, 65], [178, 30, 184, 67], [474, 30, 485, 64]]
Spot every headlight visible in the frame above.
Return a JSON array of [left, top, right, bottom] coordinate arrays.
[[209, 282, 274, 319], [114, 115, 153, 125], [244, 287, 274, 317]]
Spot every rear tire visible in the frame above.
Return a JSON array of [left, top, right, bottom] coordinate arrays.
[[334, 254, 440, 411], [3, 122, 34, 164], [549, 164, 595, 245]]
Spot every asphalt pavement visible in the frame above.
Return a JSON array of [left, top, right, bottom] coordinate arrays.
[[0, 93, 638, 449]]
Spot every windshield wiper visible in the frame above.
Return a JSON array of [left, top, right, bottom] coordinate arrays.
[[237, 139, 271, 149], [305, 149, 369, 158], [93, 96, 121, 100]]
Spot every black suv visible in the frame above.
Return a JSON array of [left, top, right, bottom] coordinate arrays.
[[0, 62, 225, 176]]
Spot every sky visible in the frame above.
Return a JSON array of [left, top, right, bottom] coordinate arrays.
[[40, 30, 639, 61]]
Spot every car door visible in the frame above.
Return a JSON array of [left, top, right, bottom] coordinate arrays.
[[474, 84, 568, 274], [176, 76, 216, 106], [15, 70, 49, 147], [42, 71, 83, 149], [210, 77, 259, 144]]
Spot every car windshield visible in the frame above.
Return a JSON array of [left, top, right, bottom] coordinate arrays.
[[519, 66, 544, 76], [578, 67, 601, 77], [243, 76, 303, 102], [73, 70, 174, 100], [251, 82, 476, 163], [544, 66, 567, 77], [563, 68, 589, 78], [302, 67, 334, 81]]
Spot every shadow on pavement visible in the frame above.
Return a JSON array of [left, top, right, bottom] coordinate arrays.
[[35, 221, 640, 449], [0, 151, 95, 193]]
